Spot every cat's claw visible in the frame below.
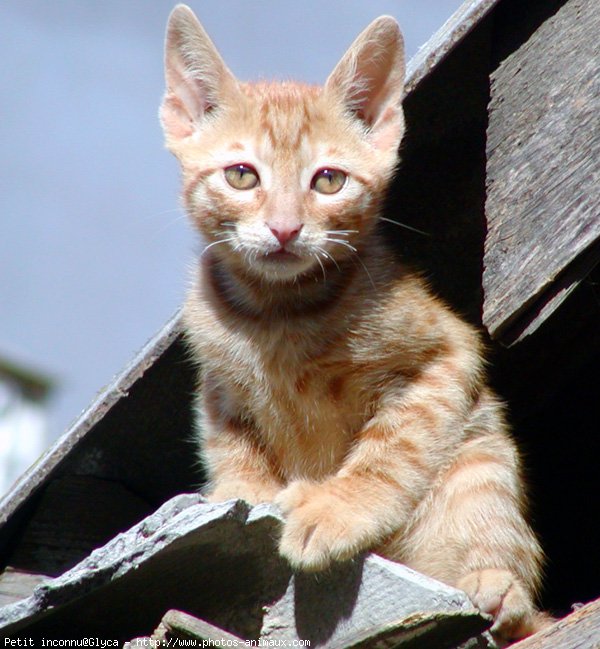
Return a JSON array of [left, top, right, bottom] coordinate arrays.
[[457, 568, 547, 642], [276, 480, 369, 571]]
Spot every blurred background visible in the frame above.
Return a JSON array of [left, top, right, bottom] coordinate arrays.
[[0, 0, 462, 495]]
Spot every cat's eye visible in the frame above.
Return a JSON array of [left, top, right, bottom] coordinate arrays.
[[311, 168, 347, 195], [224, 164, 259, 190]]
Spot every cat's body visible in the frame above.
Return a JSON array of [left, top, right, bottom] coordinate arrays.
[[161, 5, 549, 642]]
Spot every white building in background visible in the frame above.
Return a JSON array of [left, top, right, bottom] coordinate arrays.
[[0, 358, 53, 496]]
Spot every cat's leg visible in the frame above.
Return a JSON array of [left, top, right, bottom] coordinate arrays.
[[384, 426, 550, 642], [202, 421, 283, 504], [276, 345, 482, 572], [198, 382, 283, 505]]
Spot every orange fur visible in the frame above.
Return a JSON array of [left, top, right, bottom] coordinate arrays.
[[161, 5, 545, 643]]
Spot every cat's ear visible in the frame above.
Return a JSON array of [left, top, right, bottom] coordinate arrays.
[[160, 4, 240, 143], [325, 16, 405, 152]]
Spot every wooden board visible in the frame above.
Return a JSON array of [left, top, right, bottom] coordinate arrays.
[[511, 599, 600, 649], [160, 609, 491, 649], [0, 310, 201, 583], [405, 0, 501, 95], [0, 311, 181, 530], [0, 475, 149, 606], [161, 609, 245, 643], [0, 499, 489, 645], [483, 0, 600, 341], [386, 21, 492, 326]]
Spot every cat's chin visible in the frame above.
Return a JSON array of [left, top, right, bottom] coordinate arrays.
[[252, 251, 317, 282]]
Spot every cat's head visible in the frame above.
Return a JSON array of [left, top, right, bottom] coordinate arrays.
[[161, 5, 405, 282]]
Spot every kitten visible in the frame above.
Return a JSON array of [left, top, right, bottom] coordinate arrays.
[[161, 4, 549, 642]]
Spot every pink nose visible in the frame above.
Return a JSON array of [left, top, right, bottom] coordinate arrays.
[[268, 224, 303, 246]]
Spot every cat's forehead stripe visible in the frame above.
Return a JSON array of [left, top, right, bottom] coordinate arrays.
[[241, 82, 321, 151], [261, 102, 312, 151]]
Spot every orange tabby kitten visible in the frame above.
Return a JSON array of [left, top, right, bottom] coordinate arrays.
[[161, 5, 549, 642]]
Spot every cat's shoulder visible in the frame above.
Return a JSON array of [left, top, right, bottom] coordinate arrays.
[[349, 259, 481, 361]]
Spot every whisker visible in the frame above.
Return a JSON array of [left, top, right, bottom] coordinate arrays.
[[324, 238, 358, 253], [379, 216, 429, 237], [316, 246, 341, 272], [323, 229, 358, 237], [150, 211, 190, 238], [199, 236, 235, 259], [313, 252, 327, 282], [346, 251, 376, 291]]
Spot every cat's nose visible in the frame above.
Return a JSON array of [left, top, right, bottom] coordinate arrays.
[[268, 223, 303, 247]]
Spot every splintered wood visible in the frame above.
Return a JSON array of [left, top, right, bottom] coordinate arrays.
[[483, 0, 600, 343]]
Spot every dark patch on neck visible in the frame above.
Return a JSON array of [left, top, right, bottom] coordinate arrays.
[[204, 253, 358, 323]]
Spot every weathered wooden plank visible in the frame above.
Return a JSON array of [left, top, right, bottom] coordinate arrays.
[[483, 0, 600, 341], [497, 238, 600, 344], [341, 612, 492, 649], [0, 310, 182, 531], [405, 0, 500, 95], [131, 609, 493, 649], [0, 497, 489, 644], [0, 309, 200, 574], [511, 599, 600, 649], [162, 609, 245, 643], [0, 475, 149, 606], [0, 569, 46, 609]]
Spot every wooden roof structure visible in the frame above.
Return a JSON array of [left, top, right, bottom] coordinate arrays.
[[1, 0, 598, 645]]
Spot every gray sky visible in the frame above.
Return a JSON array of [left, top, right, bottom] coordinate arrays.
[[1, 0, 462, 445]]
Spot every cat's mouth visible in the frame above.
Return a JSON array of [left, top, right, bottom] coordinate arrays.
[[263, 248, 301, 262]]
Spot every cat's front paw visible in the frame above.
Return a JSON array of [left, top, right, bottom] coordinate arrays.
[[457, 568, 545, 642], [275, 480, 371, 572]]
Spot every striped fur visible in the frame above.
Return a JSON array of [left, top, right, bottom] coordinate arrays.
[[161, 5, 549, 642]]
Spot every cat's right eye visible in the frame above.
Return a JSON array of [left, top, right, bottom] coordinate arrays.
[[311, 168, 347, 195], [224, 164, 260, 190]]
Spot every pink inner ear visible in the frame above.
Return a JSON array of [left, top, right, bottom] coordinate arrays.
[[354, 49, 401, 126], [325, 17, 404, 142], [162, 7, 244, 144], [161, 94, 195, 139], [370, 106, 403, 151]]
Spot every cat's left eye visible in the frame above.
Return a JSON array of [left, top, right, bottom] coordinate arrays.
[[311, 168, 347, 195], [224, 164, 260, 190]]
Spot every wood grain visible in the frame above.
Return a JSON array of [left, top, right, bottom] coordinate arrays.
[[511, 599, 600, 649], [0, 310, 182, 530], [162, 609, 245, 643], [0, 475, 149, 606], [483, 0, 600, 341], [0, 310, 200, 570], [405, 0, 500, 95]]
